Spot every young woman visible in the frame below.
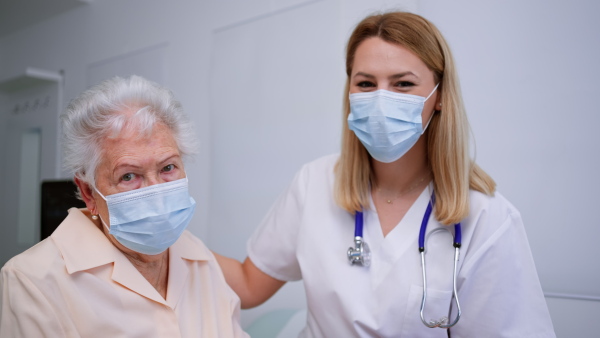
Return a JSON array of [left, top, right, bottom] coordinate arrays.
[[216, 12, 555, 337]]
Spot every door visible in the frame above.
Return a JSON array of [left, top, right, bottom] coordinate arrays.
[[0, 73, 61, 266]]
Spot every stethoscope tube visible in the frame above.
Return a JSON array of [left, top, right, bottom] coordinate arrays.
[[418, 193, 462, 328], [348, 191, 463, 329], [347, 211, 371, 266], [355, 210, 364, 238], [419, 245, 462, 328]]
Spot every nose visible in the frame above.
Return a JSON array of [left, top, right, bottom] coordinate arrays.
[[144, 174, 165, 187]]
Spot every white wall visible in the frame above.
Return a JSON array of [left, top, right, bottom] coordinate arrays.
[[419, 1, 600, 336], [0, 0, 419, 328], [0, 0, 212, 244], [0, 78, 61, 262], [1, 0, 598, 335]]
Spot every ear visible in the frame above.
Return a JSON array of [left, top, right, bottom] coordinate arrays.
[[74, 176, 97, 215], [435, 98, 442, 111], [434, 86, 442, 111]]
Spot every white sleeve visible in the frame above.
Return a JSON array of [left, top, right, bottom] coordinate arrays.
[[246, 166, 308, 282], [451, 205, 556, 338]]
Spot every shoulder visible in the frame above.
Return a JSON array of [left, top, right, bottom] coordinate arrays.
[[174, 231, 235, 283], [175, 231, 242, 300], [300, 153, 338, 174], [455, 192, 555, 336], [174, 230, 215, 261], [468, 189, 521, 225], [463, 190, 525, 249], [293, 153, 339, 187], [1, 238, 63, 282], [1, 238, 66, 316], [179, 230, 209, 250], [461, 190, 527, 261], [303, 153, 339, 169], [171, 231, 232, 288], [0, 239, 69, 337]]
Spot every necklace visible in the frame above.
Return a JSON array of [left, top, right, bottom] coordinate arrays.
[[375, 171, 431, 204]]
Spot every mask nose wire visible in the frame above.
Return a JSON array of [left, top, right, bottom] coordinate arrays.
[[94, 176, 189, 199]]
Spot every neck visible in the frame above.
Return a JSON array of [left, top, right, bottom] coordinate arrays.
[[124, 250, 169, 298], [123, 249, 167, 267], [94, 215, 170, 298], [371, 137, 430, 193]]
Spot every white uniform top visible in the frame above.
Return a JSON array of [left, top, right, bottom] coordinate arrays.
[[248, 155, 555, 338]]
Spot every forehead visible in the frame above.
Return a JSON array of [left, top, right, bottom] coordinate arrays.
[[99, 122, 180, 165], [352, 37, 432, 77]]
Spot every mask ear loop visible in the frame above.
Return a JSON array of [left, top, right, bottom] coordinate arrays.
[[94, 186, 108, 201], [97, 215, 112, 233], [421, 83, 440, 134], [424, 83, 440, 101], [422, 112, 436, 134], [92, 186, 111, 231]]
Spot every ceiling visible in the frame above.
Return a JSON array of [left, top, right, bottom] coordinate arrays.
[[0, 0, 91, 38]]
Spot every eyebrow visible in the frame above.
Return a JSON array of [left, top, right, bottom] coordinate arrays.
[[353, 71, 418, 80], [158, 154, 181, 166], [389, 71, 417, 80], [111, 153, 181, 174]]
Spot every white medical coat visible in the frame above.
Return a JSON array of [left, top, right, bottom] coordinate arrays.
[[248, 155, 555, 338]]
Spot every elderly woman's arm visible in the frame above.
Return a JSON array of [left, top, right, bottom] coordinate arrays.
[[213, 253, 285, 309]]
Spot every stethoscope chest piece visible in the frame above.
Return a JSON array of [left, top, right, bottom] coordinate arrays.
[[348, 236, 371, 266], [347, 211, 371, 267]]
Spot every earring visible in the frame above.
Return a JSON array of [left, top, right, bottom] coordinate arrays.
[[91, 214, 98, 220]]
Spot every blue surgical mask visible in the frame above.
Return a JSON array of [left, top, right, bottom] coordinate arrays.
[[95, 177, 196, 255], [348, 85, 438, 163]]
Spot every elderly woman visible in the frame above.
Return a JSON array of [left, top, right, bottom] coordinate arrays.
[[0, 76, 247, 337], [216, 12, 555, 337]]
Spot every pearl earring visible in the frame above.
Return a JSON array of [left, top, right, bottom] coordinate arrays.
[[92, 214, 98, 220]]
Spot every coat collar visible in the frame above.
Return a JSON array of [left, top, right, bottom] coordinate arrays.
[[51, 208, 211, 307]]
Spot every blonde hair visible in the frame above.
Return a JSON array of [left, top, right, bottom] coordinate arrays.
[[334, 12, 495, 225]]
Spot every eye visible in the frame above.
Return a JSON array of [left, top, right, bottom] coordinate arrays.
[[395, 81, 415, 88], [357, 81, 375, 88], [162, 164, 175, 172], [122, 173, 135, 182]]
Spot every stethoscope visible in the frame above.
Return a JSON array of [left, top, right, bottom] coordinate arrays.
[[347, 192, 462, 329]]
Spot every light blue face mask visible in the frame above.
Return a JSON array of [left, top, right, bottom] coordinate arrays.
[[95, 177, 196, 255], [348, 84, 438, 163]]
